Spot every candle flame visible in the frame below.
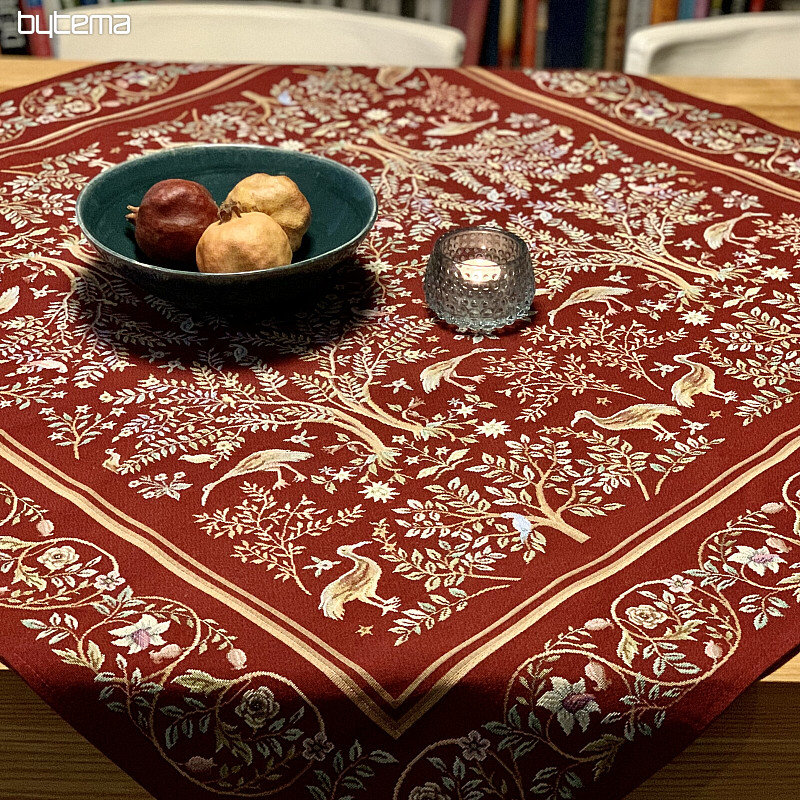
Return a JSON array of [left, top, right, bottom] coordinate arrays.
[[458, 257, 502, 283]]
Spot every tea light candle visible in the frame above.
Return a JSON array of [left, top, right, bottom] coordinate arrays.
[[424, 226, 535, 334], [458, 257, 502, 283]]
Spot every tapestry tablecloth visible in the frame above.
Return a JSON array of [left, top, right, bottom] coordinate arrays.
[[0, 63, 799, 800]]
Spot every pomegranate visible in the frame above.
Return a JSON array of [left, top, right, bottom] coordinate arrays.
[[195, 204, 292, 274], [126, 178, 219, 268]]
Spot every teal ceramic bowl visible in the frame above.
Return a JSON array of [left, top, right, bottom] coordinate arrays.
[[76, 144, 378, 312]]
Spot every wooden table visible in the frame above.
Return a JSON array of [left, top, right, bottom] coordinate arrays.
[[1, 55, 800, 800]]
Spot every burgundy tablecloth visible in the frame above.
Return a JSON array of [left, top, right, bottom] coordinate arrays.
[[0, 63, 799, 799]]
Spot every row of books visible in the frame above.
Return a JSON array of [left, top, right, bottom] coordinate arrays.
[[548, 0, 773, 70], [2, 0, 793, 64], [473, 0, 787, 69], [0, 0, 131, 57]]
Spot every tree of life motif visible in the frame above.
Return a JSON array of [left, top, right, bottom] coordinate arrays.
[[526, 310, 690, 392], [379, 425, 721, 646], [698, 283, 800, 425], [484, 346, 647, 423], [101, 329, 471, 477], [515, 165, 754, 302], [195, 487, 365, 595]]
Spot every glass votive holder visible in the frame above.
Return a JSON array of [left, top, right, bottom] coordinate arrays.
[[423, 226, 535, 334]]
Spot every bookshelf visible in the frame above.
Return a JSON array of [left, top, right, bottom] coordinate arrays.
[[494, 0, 793, 70], [0, 0, 795, 68], [454, 0, 795, 69]]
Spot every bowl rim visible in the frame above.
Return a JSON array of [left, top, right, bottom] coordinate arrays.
[[75, 142, 378, 280]]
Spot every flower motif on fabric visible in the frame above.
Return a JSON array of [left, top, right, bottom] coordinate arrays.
[[625, 604, 668, 629], [630, 104, 668, 123], [585, 617, 613, 631], [704, 640, 724, 660], [149, 643, 181, 665], [302, 731, 334, 761], [728, 545, 786, 576], [766, 536, 792, 554], [456, 729, 491, 761], [408, 784, 449, 800], [536, 677, 600, 735], [36, 545, 78, 571], [234, 686, 281, 730], [360, 481, 398, 503], [109, 613, 171, 654], [226, 648, 247, 670], [184, 755, 216, 775], [664, 575, 694, 594], [584, 660, 611, 691], [302, 557, 342, 577], [117, 70, 160, 88], [475, 419, 510, 438], [93, 571, 125, 591], [680, 310, 713, 327]]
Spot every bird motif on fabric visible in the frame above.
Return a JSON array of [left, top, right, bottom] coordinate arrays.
[[420, 348, 503, 393], [27, 358, 68, 373], [423, 111, 498, 137], [547, 286, 632, 325], [375, 66, 413, 89], [500, 512, 533, 543], [670, 353, 737, 407], [180, 453, 217, 466], [200, 449, 312, 506], [702, 211, 767, 250], [102, 448, 121, 473], [571, 403, 682, 440], [319, 541, 400, 621]]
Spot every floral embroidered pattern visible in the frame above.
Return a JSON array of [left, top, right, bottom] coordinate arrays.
[[394, 477, 800, 800], [0, 63, 223, 145], [526, 70, 800, 182], [0, 482, 397, 795]]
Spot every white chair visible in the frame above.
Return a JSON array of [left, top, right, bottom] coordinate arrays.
[[624, 12, 800, 78], [52, 1, 465, 67]]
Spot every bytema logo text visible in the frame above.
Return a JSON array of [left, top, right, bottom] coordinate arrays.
[[18, 11, 131, 37]]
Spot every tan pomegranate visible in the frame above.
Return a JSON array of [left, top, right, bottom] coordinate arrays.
[[221, 173, 311, 252], [195, 205, 292, 274]]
